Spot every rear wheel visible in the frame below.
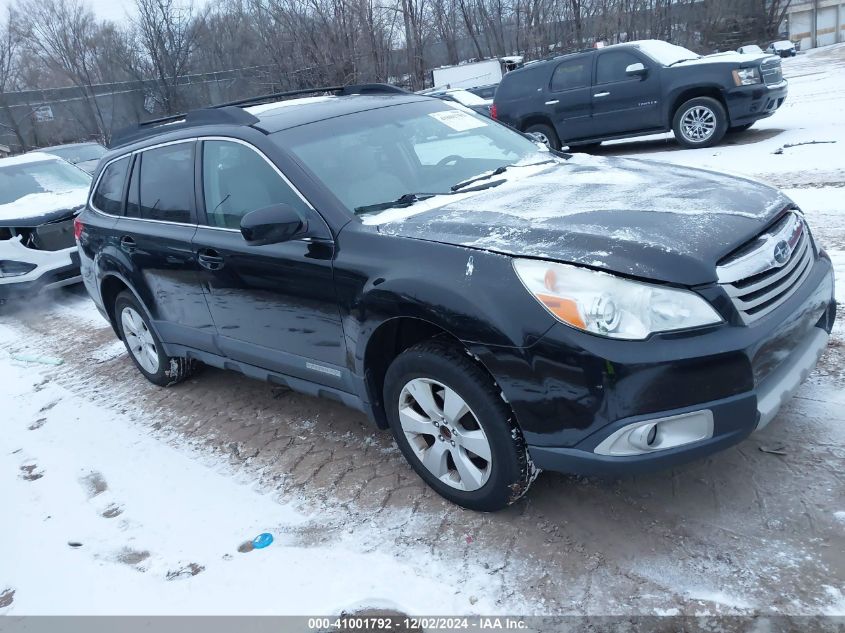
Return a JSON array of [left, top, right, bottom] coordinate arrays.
[[114, 291, 196, 387], [672, 96, 728, 148], [524, 123, 561, 151], [384, 338, 537, 511]]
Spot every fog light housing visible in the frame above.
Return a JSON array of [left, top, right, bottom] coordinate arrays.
[[594, 410, 714, 456], [0, 260, 37, 278]]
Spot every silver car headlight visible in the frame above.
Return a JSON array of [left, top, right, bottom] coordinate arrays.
[[732, 67, 761, 86], [514, 259, 723, 340]]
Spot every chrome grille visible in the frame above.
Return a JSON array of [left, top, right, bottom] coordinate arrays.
[[761, 59, 783, 85], [717, 212, 815, 323]]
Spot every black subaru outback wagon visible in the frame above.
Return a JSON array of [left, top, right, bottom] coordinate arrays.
[[76, 85, 835, 511]]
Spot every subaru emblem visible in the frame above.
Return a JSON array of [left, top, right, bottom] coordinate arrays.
[[773, 240, 790, 265]]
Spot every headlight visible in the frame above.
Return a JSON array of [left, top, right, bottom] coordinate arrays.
[[733, 67, 761, 86], [514, 259, 723, 340], [0, 260, 37, 278]]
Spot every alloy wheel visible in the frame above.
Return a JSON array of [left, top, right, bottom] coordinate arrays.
[[121, 306, 159, 374], [397, 378, 492, 491], [680, 106, 717, 143]]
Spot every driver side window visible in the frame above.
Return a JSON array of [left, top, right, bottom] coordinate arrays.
[[201, 140, 308, 230]]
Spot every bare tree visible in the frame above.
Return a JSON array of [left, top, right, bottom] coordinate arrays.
[[16, 0, 112, 139], [0, 6, 20, 93], [134, 0, 201, 113]]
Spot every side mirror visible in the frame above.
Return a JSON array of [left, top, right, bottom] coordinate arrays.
[[240, 203, 306, 246], [625, 62, 647, 78]]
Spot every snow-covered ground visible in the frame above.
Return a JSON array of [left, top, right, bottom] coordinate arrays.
[[1, 45, 844, 618]]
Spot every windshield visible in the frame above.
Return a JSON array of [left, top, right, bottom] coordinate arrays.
[[0, 158, 91, 205], [275, 100, 546, 215], [631, 40, 700, 65], [43, 143, 106, 164]]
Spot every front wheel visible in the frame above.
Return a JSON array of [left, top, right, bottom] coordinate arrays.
[[384, 338, 537, 511], [672, 96, 728, 148]]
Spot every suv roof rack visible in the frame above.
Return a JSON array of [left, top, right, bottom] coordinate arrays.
[[109, 83, 408, 148]]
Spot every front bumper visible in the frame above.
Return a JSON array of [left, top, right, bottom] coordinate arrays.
[[0, 239, 81, 301], [473, 256, 835, 476], [725, 80, 788, 125]]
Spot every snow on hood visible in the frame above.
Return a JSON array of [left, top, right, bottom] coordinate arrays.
[[673, 51, 773, 66], [0, 187, 89, 223], [370, 154, 794, 285]]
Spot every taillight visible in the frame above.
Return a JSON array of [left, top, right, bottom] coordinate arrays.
[[73, 216, 84, 241], [490, 103, 498, 119]]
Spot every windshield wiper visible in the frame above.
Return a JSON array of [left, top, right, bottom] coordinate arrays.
[[355, 181, 506, 215], [354, 192, 438, 215], [667, 57, 700, 67], [450, 159, 556, 192]]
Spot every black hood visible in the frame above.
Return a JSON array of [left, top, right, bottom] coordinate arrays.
[[374, 156, 793, 286]]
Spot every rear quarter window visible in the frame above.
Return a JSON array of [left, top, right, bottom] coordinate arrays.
[[496, 65, 549, 101], [92, 157, 130, 215]]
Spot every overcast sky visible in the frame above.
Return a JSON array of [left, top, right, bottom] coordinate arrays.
[[1, 0, 138, 24]]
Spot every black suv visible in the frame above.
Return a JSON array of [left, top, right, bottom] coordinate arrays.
[[76, 85, 835, 511], [492, 39, 788, 149]]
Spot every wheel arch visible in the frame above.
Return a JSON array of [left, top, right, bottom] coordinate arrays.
[[362, 316, 512, 431], [99, 273, 158, 341], [668, 86, 729, 126], [519, 114, 557, 134]]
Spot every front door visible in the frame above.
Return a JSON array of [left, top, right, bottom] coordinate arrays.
[[191, 138, 348, 390], [546, 56, 594, 143], [590, 50, 662, 136]]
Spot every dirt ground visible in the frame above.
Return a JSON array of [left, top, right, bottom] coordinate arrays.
[[1, 275, 842, 617]]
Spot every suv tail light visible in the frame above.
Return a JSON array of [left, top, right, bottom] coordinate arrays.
[[490, 103, 498, 120], [73, 216, 84, 241]]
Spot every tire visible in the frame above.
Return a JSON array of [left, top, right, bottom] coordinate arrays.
[[567, 141, 602, 152], [524, 123, 561, 151], [114, 290, 196, 387], [383, 337, 537, 511], [727, 122, 754, 134], [672, 96, 728, 149]]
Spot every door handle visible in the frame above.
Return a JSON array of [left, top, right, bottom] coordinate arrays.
[[544, 99, 559, 105], [197, 248, 225, 271], [593, 92, 610, 98], [119, 236, 136, 253]]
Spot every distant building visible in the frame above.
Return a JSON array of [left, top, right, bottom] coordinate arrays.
[[0, 144, 10, 157], [785, 0, 845, 50]]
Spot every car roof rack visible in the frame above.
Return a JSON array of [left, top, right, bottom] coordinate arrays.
[[109, 83, 408, 148]]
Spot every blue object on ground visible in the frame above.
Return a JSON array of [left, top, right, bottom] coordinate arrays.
[[252, 532, 273, 549]]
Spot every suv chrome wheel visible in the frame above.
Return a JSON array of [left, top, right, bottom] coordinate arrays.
[[680, 105, 717, 143], [120, 306, 159, 374], [398, 377, 492, 491]]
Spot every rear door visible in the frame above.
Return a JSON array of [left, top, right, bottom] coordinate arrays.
[[545, 55, 594, 143], [116, 140, 217, 352], [590, 49, 662, 135], [191, 138, 348, 390]]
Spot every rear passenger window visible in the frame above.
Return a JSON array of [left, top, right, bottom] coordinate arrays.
[[92, 157, 129, 214], [201, 140, 308, 230], [596, 51, 643, 84], [135, 143, 194, 223], [550, 59, 590, 92]]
